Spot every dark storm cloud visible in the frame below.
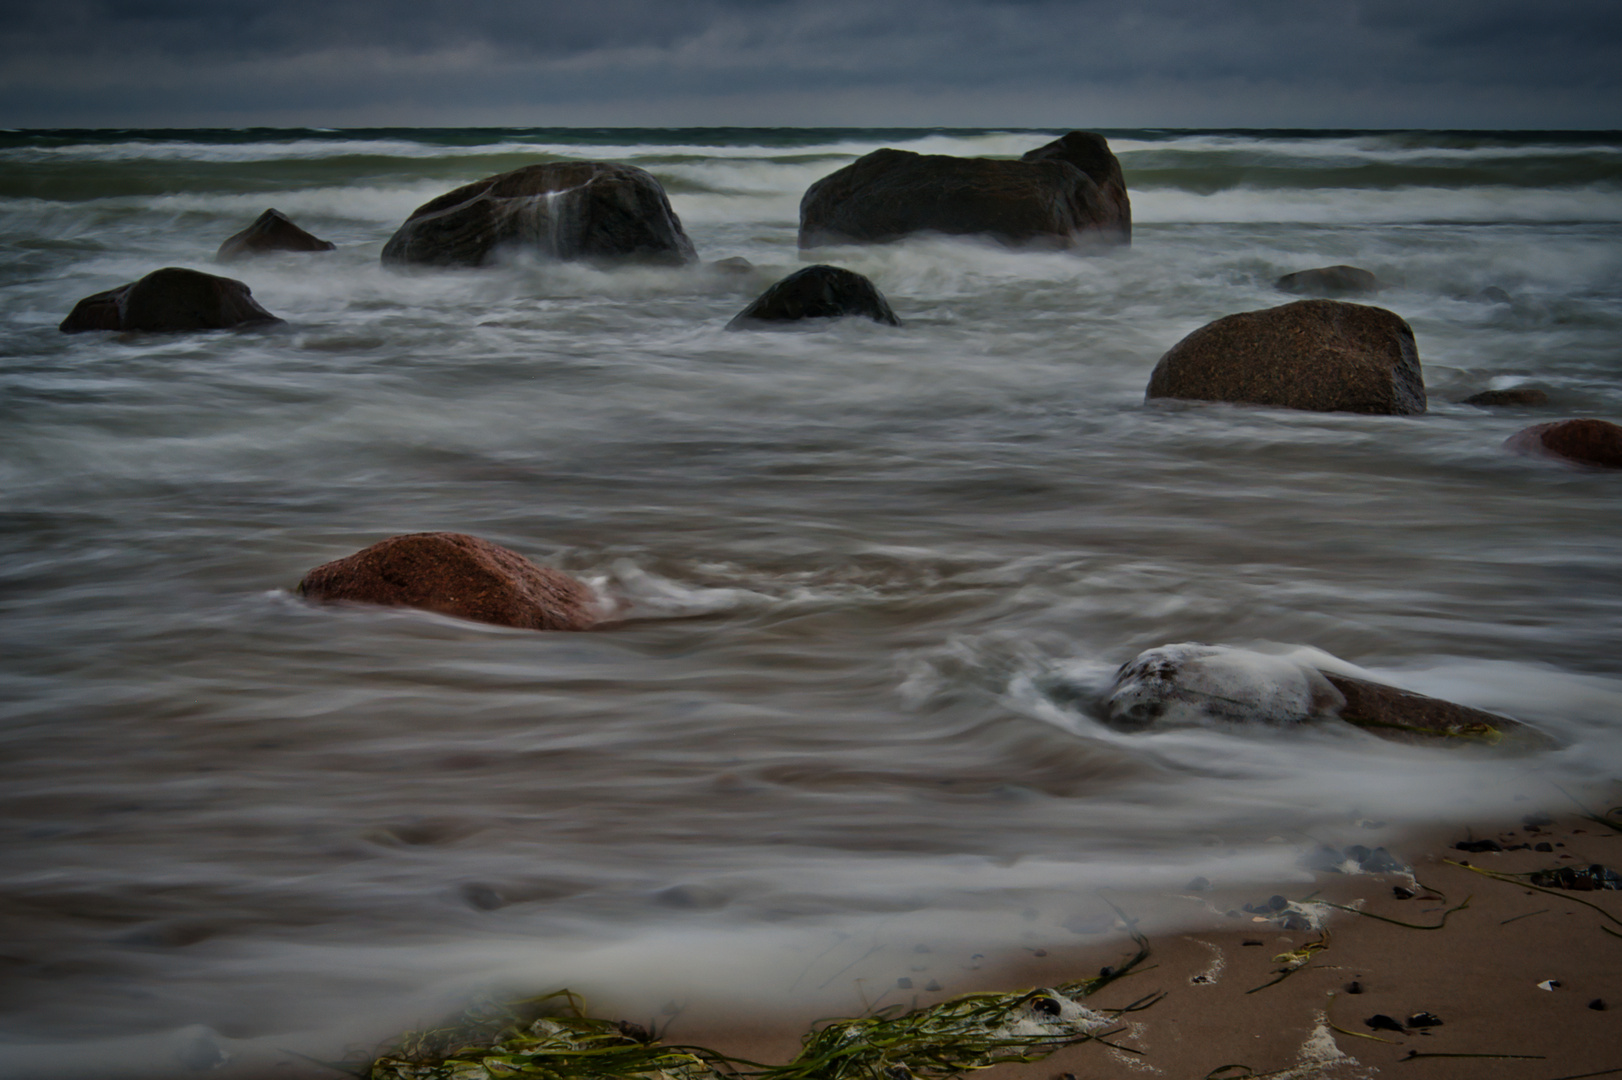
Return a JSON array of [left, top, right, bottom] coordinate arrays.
[[2, 0, 1618, 127]]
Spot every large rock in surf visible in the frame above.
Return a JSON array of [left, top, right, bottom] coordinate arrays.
[[1145, 299, 1426, 415], [59, 267, 283, 333], [1275, 265, 1384, 298], [1504, 418, 1622, 469], [1103, 643, 1544, 746], [798, 131, 1130, 250], [726, 265, 901, 329], [216, 208, 336, 262], [297, 532, 600, 631], [381, 162, 696, 268]]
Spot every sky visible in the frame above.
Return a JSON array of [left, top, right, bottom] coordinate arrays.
[[1, 0, 1619, 129]]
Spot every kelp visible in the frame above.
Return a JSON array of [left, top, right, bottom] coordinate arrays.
[[367, 936, 1157, 1080]]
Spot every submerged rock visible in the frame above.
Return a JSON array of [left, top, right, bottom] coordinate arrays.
[[59, 267, 283, 333], [1461, 387, 1548, 407], [381, 162, 696, 268], [297, 532, 601, 631], [216, 208, 336, 262], [1504, 418, 1622, 469], [798, 130, 1129, 250], [1275, 265, 1384, 298], [726, 265, 900, 329], [1145, 299, 1426, 415]]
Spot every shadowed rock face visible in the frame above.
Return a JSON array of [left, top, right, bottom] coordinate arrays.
[[1275, 265, 1385, 297], [216, 209, 336, 262], [59, 267, 283, 333], [798, 130, 1130, 250], [1505, 418, 1622, 469], [381, 162, 697, 268], [1146, 299, 1426, 415], [726, 265, 901, 329], [297, 532, 601, 631]]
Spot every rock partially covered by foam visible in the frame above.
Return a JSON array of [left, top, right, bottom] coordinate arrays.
[[1504, 418, 1622, 469], [381, 162, 697, 268], [59, 267, 283, 333], [1103, 643, 1344, 730], [1275, 265, 1385, 298], [726, 265, 901, 329], [216, 208, 336, 262], [298, 532, 601, 631]]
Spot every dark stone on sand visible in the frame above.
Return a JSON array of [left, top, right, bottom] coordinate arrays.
[[1535, 842, 1555, 852], [216, 208, 335, 262], [1454, 838, 1504, 853], [798, 131, 1130, 250], [1145, 300, 1426, 415], [1392, 886, 1416, 899], [59, 267, 283, 333], [1366, 1015, 1406, 1033], [1322, 672, 1537, 743], [1504, 418, 1622, 469], [1529, 864, 1622, 891], [1406, 1012, 1443, 1028], [1346, 981, 1364, 994], [1462, 387, 1548, 407], [381, 162, 697, 268], [297, 532, 599, 631], [1359, 846, 1404, 873], [726, 265, 901, 329], [1275, 265, 1384, 298], [1591, 999, 1608, 1011]]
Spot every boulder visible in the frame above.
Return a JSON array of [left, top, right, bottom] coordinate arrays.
[[1145, 299, 1426, 415], [381, 162, 696, 268], [1461, 387, 1548, 408], [216, 208, 336, 262], [1275, 265, 1384, 298], [726, 265, 900, 329], [297, 532, 601, 631], [798, 131, 1130, 250], [1504, 418, 1622, 469], [1322, 673, 1546, 746], [59, 267, 283, 333]]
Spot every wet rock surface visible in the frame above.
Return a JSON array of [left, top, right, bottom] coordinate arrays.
[[1275, 264, 1385, 297], [726, 265, 901, 329], [1504, 418, 1622, 469], [59, 266, 283, 333], [1323, 672, 1543, 744], [297, 532, 600, 631], [216, 208, 336, 261], [798, 130, 1130, 250], [1145, 299, 1426, 414], [1462, 387, 1548, 407], [381, 162, 697, 268]]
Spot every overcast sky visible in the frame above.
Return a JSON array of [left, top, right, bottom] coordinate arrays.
[[2, 0, 1619, 129]]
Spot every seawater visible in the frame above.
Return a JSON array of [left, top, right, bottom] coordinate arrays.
[[2, 128, 1621, 1077]]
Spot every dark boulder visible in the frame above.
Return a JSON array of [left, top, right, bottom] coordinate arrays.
[[297, 532, 600, 631], [1275, 265, 1384, 298], [216, 209, 336, 262], [1504, 418, 1622, 469], [1145, 299, 1426, 415], [381, 162, 696, 268], [798, 131, 1129, 250], [59, 267, 283, 333], [1323, 673, 1549, 747], [726, 265, 900, 329], [1461, 387, 1548, 408]]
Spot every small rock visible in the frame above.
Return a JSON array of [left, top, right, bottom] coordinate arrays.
[[1505, 418, 1622, 470], [216, 208, 335, 261], [1535, 841, 1554, 852], [1455, 839, 1503, 853], [925, 979, 942, 992], [1346, 980, 1364, 994], [1462, 387, 1548, 407], [1366, 1014, 1406, 1033], [1185, 875, 1214, 892], [1590, 998, 1607, 1011], [726, 265, 900, 329], [1392, 885, 1416, 900], [1406, 1011, 1443, 1028], [1359, 847, 1405, 873], [1275, 265, 1384, 297], [1537, 979, 1561, 991]]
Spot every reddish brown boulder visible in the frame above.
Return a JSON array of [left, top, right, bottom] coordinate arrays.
[[1504, 418, 1622, 469], [1146, 299, 1426, 415], [798, 130, 1130, 250], [1323, 673, 1550, 747], [216, 208, 336, 262], [381, 162, 696, 268], [59, 267, 283, 333], [297, 533, 600, 631]]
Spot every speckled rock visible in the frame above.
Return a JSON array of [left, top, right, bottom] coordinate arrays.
[[1275, 265, 1384, 297], [297, 532, 600, 631], [59, 267, 283, 333], [1504, 418, 1622, 469], [381, 162, 696, 268], [1145, 299, 1426, 414], [798, 131, 1129, 250], [1461, 387, 1548, 407], [1324, 673, 1546, 746], [216, 209, 336, 262], [726, 265, 900, 329]]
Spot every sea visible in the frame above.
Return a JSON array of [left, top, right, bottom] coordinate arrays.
[[2, 127, 1620, 1078]]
